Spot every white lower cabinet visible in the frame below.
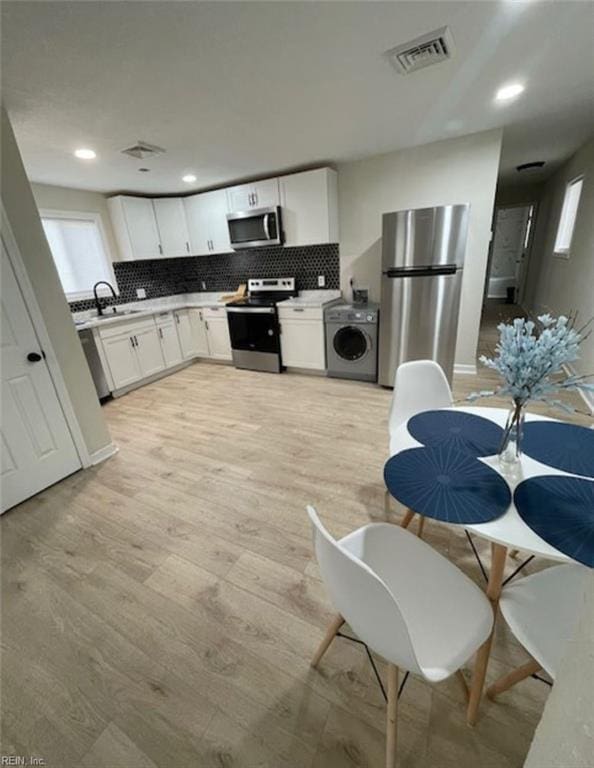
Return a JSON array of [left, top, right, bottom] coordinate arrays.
[[155, 312, 183, 367], [174, 309, 201, 359], [101, 332, 142, 389], [203, 307, 232, 360], [100, 317, 165, 391], [131, 325, 165, 378], [189, 309, 210, 356], [278, 307, 326, 370]]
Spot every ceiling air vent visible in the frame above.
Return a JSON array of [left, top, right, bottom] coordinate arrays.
[[386, 26, 454, 75], [120, 140, 165, 160]]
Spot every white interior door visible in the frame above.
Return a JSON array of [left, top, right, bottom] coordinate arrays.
[[488, 206, 531, 300], [1, 242, 81, 513]]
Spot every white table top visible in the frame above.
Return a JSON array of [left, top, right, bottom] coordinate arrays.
[[389, 406, 579, 563]]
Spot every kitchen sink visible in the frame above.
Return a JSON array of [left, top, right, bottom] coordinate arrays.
[[74, 309, 143, 326]]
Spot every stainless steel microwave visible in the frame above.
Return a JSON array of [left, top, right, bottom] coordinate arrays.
[[226, 206, 283, 249]]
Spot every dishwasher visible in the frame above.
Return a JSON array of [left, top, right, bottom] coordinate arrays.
[[79, 329, 111, 400]]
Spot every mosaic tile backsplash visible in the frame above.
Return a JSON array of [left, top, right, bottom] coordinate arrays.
[[69, 243, 339, 312]]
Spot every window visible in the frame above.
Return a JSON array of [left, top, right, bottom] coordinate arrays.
[[40, 210, 117, 300], [554, 176, 583, 256]]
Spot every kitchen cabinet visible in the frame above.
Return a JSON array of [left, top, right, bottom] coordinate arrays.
[[278, 306, 326, 370], [99, 317, 164, 390], [173, 308, 200, 359], [226, 178, 280, 212], [203, 307, 232, 360], [108, 196, 161, 260], [184, 190, 231, 256], [189, 309, 210, 356], [101, 332, 142, 390], [155, 312, 183, 367], [133, 325, 166, 378], [280, 168, 338, 246], [153, 198, 191, 257]]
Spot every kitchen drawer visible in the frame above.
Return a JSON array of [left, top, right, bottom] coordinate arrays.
[[154, 310, 175, 325], [98, 316, 156, 340], [202, 306, 228, 319], [277, 306, 323, 321]]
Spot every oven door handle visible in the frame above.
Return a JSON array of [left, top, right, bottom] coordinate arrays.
[[263, 213, 270, 240], [226, 306, 275, 314]]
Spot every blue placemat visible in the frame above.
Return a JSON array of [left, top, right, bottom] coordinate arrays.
[[384, 446, 511, 524], [522, 422, 594, 478], [407, 410, 503, 457], [515, 476, 594, 567]]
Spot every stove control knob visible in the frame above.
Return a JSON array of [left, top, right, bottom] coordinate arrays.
[[367, 314, 373, 322], [267, 329, 274, 336]]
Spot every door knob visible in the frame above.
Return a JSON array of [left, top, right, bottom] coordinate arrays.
[[27, 352, 42, 362]]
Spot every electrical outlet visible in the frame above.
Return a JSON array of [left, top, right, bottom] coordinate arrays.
[[136, 288, 146, 299], [201, 281, 207, 290], [317, 275, 326, 288]]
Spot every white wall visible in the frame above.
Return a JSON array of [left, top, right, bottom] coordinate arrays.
[[337, 128, 503, 370], [523, 136, 594, 393], [1, 106, 113, 456], [31, 182, 119, 263]]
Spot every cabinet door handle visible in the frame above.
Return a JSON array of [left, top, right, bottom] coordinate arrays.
[[186, 241, 190, 253], [205, 321, 209, 330], [134, 335, 138, 346], [130, 336, 135, 348], [254, 191, 258, 206], [159, 327, 163, 339], [175, 313, 180, 324], [158, 243, 163, 255], [293, 308, 305, 312]]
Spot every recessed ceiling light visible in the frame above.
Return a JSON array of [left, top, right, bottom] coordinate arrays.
[[182, 174, 197, 183], [74, 148, 96, 160], [495, 83, 525, 102]]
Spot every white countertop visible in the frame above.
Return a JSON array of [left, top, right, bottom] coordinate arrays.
[[73, 292, 227, 331], [74, 289, 342, 331], [277, 290, 342, 308]]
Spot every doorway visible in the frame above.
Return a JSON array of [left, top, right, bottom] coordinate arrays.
[[486, 204, 535, 306]]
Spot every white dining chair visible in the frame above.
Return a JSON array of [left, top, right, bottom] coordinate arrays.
[[386, 360, 453, 533], [307, 505, 493, 768], [487, 564, 587, 699]]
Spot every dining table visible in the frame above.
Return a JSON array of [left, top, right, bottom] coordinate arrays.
[[384, 405, 594, 725]]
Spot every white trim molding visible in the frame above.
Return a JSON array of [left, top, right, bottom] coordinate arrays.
[[90, 442, 119, 465], [454, 363, 477, 375]]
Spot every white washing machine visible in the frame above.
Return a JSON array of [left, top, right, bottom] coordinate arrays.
[[325, 303, 379, 382]]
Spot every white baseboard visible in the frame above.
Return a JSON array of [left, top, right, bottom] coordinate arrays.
[[454, 364, 477, 375], [90, 442, 119, 465]]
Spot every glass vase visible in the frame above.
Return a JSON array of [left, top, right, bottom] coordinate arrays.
[[498, 401, 526, 469]]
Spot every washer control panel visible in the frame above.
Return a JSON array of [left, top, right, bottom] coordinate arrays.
[[325, 303, 379, 324]]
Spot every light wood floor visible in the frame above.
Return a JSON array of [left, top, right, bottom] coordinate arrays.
[[2, 304, 590, 767]]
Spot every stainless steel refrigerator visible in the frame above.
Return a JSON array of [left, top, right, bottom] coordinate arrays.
[[378, 204, 469, 386]]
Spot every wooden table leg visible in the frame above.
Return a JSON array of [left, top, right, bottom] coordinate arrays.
[[401, 508, 415, 529], [467, 542, 508, 725]]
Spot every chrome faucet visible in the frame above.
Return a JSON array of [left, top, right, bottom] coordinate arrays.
[[93, 281, 117, 316]]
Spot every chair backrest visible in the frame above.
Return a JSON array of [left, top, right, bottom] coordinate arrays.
[[389, 360, 453, 437], [307, 505, 421, 673]]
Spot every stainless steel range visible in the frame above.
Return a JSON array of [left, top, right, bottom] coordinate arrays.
[[226, 278, 297, 373]]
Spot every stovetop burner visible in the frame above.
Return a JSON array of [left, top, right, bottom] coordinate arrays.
[[227, 277, 297, 309]]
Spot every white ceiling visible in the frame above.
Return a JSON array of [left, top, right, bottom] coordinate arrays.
[[2, 1, 593, 195]]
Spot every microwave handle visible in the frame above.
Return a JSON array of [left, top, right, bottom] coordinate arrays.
[[263, 213, 270, 240]]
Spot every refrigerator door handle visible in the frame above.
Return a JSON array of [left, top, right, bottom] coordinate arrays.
[[383, 265, 458, 278]]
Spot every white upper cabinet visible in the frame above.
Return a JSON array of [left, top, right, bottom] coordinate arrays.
[[226, 178, 280, 212], [279, 168, 338, 247], [153, 198, 191, 257], [184, 190, 230, 256], [108, 196, 161, 260]]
